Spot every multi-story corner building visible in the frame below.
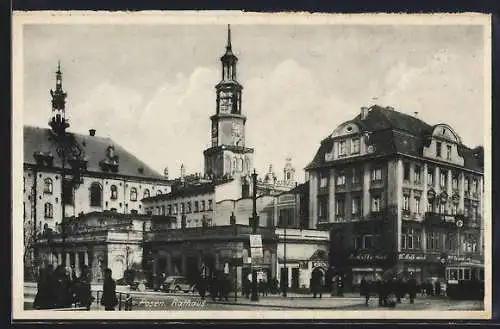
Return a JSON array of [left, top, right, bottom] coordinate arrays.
[[306, 105, 484, 291], [24, 63, 171, 277]]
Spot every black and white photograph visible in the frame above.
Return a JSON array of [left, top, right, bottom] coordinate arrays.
[[12, 12, 491, 320]]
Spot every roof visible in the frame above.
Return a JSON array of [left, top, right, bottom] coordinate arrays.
[[305, 105, 483, 172], [24, 126, 168, 181], [143, 177, 234, 202], [278, 181, 309, 196]]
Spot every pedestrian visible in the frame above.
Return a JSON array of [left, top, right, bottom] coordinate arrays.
[[209, 272, 218, 301], [258, 279, 264, 297], [197, 274, 206, 300], [33, 265, 57, 309], [101, 268, 118, 311], [408, 273, 417, 304], [53, 266, 73, 308], [336, 275, 344, 297], [77, 266, 93, 310], [435, 280, 442, 297], [360, 276, 371, 306]]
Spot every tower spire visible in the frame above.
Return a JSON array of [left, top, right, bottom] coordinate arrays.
[[226, 24, 232, 52], [49, 61, 69, 136]]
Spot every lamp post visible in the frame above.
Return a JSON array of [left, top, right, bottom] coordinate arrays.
[[250, 169, 259, 301]]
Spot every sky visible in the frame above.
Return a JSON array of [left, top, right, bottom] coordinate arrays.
[[23, 23, 486, 182]]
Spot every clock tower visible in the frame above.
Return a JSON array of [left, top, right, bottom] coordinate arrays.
[[204, 25, 254, 179]]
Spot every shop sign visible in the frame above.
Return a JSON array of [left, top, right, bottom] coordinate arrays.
[[348, 253, 388, 262], [312, 261, 328, 269], [446, 255, 472, 263], [398, 253, 426, 261], [443, 215, 455, 223]]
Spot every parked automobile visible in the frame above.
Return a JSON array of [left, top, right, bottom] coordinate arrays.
[[161, 276, 196, 293], [116, 269, 148, 292]]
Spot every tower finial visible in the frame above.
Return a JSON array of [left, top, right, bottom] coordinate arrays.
[[226, 24, 232, 51], [57, 60, 61, 73]]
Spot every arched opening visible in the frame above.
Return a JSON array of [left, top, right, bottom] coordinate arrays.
[[90, 182, 103, 207]]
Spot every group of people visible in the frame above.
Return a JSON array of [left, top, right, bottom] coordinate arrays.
[[33, 265, 120, 311], [33, 264, 93, 310], [359, 274, 419, 307], [195, 270, 232, 301]]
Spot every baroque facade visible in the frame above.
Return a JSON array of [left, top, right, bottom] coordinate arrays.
[[305, 105, 484, 291]]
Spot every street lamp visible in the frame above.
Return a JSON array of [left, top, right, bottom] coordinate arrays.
[[250, 169, 259, 301]]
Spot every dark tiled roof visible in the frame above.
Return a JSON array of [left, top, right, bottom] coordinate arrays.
[[24, 126, 167, 181], [143, 182, 215, 202], [305, 105, 483, 172]]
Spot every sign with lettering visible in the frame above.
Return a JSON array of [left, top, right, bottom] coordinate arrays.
[[443, 215, 456, 223], [398, 253, 427, 261], [348, 253, 388, 262], [446, 255, 472, 263], [312, 261, 328, 269]]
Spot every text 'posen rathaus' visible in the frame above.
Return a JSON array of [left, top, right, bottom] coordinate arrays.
[[24, 25, 484, 294]]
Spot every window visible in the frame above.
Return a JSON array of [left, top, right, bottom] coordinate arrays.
[[471, 204, 479, 220], [427, 232, 441, 251], [194, 201, 199, 212], [318, 197, 328, 219], [371, 168, 382, 182], [451, 203, 458, 215], [352, 168, 361, 185], [62, 180, 74, 205], [180, 203, 185, 214], [90, 182, 103, 207], [427, 168, 434, 186], [187, 201, 192, 213], [201, 200, 206, 212], [446, 145, 452, 160], [351, 138, 360, 154], [403, 163, 410, 181], [472, 179, 478, 195], [436, 141, 442, 157], [414, 166, 421, 184], [446, 233, 457, 251], [143, 189, 150, 199], [402, 228, 421, 250], [319, 174, 328, 188], [161, 206, 165, 215], [403, 195, 410, 212], [130, 187, 137, 201], [44, 202, 53, 218], [168, 205, 172, 215], [173, 204, 178, 215], [352, 197, 361, 216], [338, 140, 347, 156], [110, 185, 118, 200], [335, 198, 345, 217], [414, 196, 421, 214], [371, 195, 381, 212], [43, 178, 53, 194], [452, 174, 459, 190], [336, 173, 346, 186], [440, 170, 447, 188], [464, 178, 470, 193], [208, 200, 213, 210]]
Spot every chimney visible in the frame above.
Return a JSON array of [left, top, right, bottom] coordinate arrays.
[[414, 112, 419, 117], [360, 106, 370, 120], [89, 129, 96, 136]]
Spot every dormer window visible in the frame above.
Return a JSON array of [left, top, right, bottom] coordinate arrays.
[[436, 141, 442, 158], [446, 145, 452, 160], [351, 138, 360, 154], [338, 140, 347, 157]]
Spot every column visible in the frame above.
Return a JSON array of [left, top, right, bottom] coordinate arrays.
[[57, 252, 62, 266], [422, 164, 428, 252], [309, 172, 318, 228], [328, 168, 336, 222], [362, 163, 371, 217], [434, 167, 440, 193], [459, 172, 465, 212], [273, 197, 279, 227], [271, 251, 277, 279], [84, 252, 89, 266], [65, 252, 71, 269], [396, 159, 403, 253], [75, 252, 80, 276], [447, 170, 453, 213]]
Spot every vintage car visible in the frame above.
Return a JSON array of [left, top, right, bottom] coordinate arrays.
[[161, 276, 196, 293], [116, 269, 149, 292]]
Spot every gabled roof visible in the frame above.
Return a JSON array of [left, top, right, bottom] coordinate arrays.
[[305, 105, 483, 172], [24, 126, 167, 181]]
